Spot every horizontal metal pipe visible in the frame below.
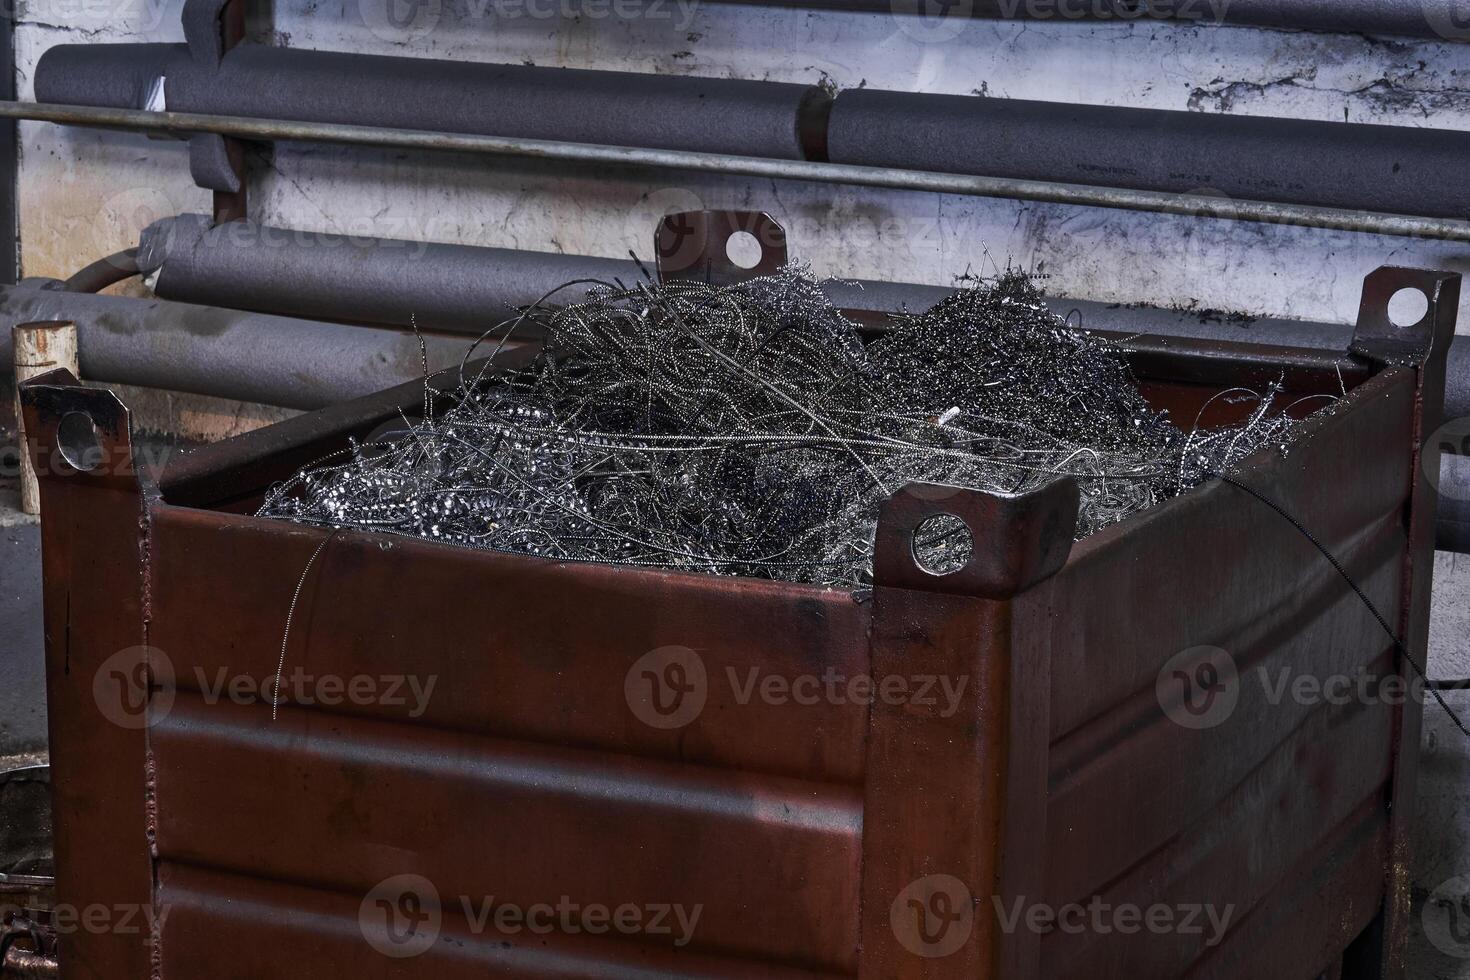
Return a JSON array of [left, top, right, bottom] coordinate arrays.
[[139, 216, 1470, 422], [733, 0, 1470, 41], [35, 43, 827, 161], [829, 89, 1470, 221], [0, 283, 479, 411], [140, 214, 642, 334], [6, 100, 1470, 243], [63, 248, 140, 293]]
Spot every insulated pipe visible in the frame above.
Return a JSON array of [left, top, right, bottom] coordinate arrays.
[[0, 283, 478, 411], [139, 215, 643, 335], [138, 215, 1468, 421], [34, 43, 829, 161], [732, 0, 1470, 42], [7, 101, 1470, 243], [827, 90, 1470, 221], [63, 248, 140, 293], [1125, 0, 1470, 37], [28, 34, 1470, 226]]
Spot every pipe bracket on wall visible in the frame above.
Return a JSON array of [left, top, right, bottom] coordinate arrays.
[[183, 0, 248, 217]]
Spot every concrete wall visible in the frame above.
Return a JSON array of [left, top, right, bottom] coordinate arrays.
[[9, 1, 1470, 972]]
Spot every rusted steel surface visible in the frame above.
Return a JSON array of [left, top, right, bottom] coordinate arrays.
[[18, 264, 1457, 978], [19, 378, 151, 980], [1352, 269, 1461, 978]]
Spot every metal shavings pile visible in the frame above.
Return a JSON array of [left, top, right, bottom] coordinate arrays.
[[257, 269, 1304, 588]]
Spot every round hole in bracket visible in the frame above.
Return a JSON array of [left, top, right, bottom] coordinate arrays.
[[912, 513, 973, 576], [56, 412, 104, 473], [1387, 287, 1430, 329], [726, 230, 762, 270]]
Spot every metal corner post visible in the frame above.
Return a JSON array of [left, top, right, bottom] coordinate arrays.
[[1346, 267, 1463, 979], [858, 478, 1079, 978], [19, 372, 156, 979]]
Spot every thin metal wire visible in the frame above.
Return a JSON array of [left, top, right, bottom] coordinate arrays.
[[272, 529, 338, 720], [258, 268, 1297, 588]]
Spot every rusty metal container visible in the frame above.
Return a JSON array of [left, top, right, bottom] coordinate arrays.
[[18, 249, 1458, 979]]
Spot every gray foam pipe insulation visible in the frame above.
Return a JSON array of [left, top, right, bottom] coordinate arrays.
[[139, 214, 648, 336], [0, 282, 474, 411], [138, 212, 1463, 416], [35, 41, 1470, 219], [741, 0, 1470, 40], [825, 89, 1470, 220], [33, 43, 830, 160]]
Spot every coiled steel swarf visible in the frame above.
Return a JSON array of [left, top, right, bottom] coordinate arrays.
[[258, 268, 1301, 588]]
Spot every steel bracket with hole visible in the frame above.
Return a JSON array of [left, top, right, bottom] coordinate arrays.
[[655, 210, 788, 287], [871, 478, 1080, 598], [1350, 266, 1461, 369], [18, 368, 155, 495]]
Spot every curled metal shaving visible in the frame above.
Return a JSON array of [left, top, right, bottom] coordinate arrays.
[[257, 269, 1304, 588]]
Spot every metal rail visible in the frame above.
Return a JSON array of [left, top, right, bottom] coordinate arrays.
[[6, 100, 1470, 243]]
